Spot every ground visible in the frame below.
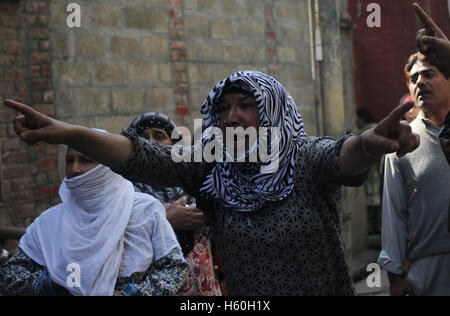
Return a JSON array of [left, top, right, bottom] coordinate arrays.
[[352, 235, 390, 296]]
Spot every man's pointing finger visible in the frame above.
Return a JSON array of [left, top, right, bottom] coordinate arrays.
[[413, 3, 447, 39]]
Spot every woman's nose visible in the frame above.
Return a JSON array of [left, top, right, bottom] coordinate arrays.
[[224, 105, 241, 127], [68, 161, 82, 178]]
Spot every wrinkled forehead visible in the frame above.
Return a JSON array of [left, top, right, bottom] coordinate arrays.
[[210, 71, 283, 110], [136, 114, 176, 134], [142, 127, 169, 134], [216, 92, 257, 106], [409, 60, 438, 77], [65, 147, 96, 161], [66, 147, 78, 155], [201, 70, 300, 131]]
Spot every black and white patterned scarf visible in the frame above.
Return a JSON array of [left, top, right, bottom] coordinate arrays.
[[199, 71, 305, 212]]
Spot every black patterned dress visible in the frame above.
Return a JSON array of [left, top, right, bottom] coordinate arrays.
[[112, 130, 367, 296]]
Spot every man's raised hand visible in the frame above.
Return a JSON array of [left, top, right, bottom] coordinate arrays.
[[413, 3, 450, 72]]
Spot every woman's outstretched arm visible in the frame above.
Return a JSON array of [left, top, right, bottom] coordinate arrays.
[[5, 99, 132, 169], [339, 101, 420, 175], [5, 99, 210, 195]]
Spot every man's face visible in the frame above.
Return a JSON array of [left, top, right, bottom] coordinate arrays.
[[408, 60, 450, 111], [65, 148, 99, 179], [141, 128, 173, 146]]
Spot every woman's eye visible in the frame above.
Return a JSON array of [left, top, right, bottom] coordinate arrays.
[[214, 103, 228, 113], [240, 103, 254, 109], [215, 106, 226, 113]]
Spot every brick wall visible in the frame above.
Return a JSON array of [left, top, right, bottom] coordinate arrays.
[[184, 0, 316, 133], [0, 0, 60, 242], [349, 0, 450, 121], [0, 0, 338, 245], [48, 0, 317, 138]]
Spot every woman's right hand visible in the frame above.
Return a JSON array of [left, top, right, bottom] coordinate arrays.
[[4, 99, 71, 145], [165, 197, 205, 231], [5, 99, 133, 169]]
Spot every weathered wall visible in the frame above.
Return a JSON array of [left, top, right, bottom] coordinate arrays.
[[0, 0, 60, 237], [339, 0, 369, 262], [347, 0, 450, 266], [349, 0, 450, 121], [1, 0, 362, 263], [1, 0, 320, 231], [48, 0, 317, 134]]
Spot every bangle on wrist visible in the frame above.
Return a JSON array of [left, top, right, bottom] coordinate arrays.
[[361, 135, 378, 160]]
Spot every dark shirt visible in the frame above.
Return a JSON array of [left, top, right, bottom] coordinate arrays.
[[113, 130, 367, 296]]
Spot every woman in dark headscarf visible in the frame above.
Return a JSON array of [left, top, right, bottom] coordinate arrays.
[[128, 112, 190, 204], [6, 70, 419, 295], [128, 112, 222, 296]]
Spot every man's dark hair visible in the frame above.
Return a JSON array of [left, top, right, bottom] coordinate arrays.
[[404, 52, 450, 84], [356, 108, 376, 124]]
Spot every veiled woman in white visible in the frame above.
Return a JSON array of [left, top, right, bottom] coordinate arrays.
[[0, 132, 188, 296]]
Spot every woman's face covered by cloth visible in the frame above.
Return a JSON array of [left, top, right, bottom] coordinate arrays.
[[140, 128, 173, 145], [65, 148, 99, 179]]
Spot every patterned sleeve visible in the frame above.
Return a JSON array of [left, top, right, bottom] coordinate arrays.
[[112, 128, 213, 198], [116, 248, 188, 296], [0, 248, 56, 296], [304, 133, 369, 187]]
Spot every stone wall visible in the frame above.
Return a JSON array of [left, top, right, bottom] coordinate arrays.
[[1, 0, 359, 255], [47, 0, 318, 133], [0, 1, 60, 237], [349, 0, 450, 121]]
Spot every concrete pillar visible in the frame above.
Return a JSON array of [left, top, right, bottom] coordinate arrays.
[[316, 0, 369, 273]]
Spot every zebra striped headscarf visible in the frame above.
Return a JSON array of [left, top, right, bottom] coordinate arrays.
[[199, 71, 305, 212]]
